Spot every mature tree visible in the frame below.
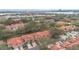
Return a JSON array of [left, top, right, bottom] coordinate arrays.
[[49, 28, 65, 39]]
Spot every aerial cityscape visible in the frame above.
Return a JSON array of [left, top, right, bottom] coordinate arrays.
[[0, 9, 79, 50]]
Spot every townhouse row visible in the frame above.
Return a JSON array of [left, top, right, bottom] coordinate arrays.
[[48, 36, 79, 50], [7, 31, 50, 49]]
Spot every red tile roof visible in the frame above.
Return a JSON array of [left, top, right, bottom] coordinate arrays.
[[5, 22, 24, 30], [68, 38, 77, 43], [7, 31, 50, 48], [64, 26, 76, 31], [48, 36, 79, 50], [7, 37, 24, 48]]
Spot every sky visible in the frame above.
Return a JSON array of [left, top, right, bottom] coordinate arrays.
[[0, 0, 79, 9]]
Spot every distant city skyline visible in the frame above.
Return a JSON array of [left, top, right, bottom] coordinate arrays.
[[0, 0, 79, 9]]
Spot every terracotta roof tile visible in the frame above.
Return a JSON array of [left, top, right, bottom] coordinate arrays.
[[7, 31, 50, 48], [7, 37, 23, 47]]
